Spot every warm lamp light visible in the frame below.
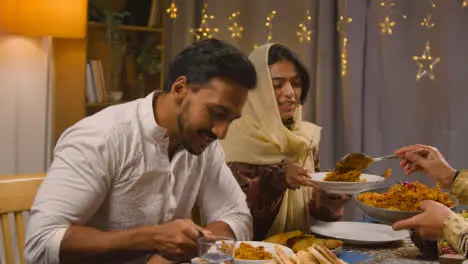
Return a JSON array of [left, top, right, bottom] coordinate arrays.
[[0, 0, 87, 38]]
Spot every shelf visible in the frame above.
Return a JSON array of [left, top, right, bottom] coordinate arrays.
[[88, 21, 163, 33]]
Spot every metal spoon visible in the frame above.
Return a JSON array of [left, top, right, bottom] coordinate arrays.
[[335, 150, 428, 172]]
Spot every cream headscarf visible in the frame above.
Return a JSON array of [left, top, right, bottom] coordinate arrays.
[[221, 43, 322, 237]]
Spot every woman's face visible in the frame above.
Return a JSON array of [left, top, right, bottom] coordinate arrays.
[[269, 60, 302, 123]]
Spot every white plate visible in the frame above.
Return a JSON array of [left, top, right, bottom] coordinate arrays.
[[310, 221, 409, 246], [234, 241, 293, 264], [310, 172, 384, 194], [192, 241, 293, 264]]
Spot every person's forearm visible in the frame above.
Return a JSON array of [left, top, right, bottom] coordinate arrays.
[[205, 221, 235, 238], [60, 225, 156, 262], [450, 170, 468, 204]]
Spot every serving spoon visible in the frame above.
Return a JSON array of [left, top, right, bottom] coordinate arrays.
[[335, 150, 428, 172]]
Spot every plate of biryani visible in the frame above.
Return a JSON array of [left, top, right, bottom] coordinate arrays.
[[233, 240, 347, 264], [309, 171, 385, 195], [193, 236, 346, 264], [233, 241, 292, 264], [355, 181, 458, 224]]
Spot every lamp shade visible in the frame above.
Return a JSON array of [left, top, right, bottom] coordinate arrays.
[[0, 0, 87, 38]]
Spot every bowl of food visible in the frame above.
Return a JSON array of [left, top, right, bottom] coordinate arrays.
[[354, 181, 458, 225], [233, 241, 293, 264], [310, 171, 385, 195]]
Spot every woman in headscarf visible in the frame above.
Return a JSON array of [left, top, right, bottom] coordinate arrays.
[[221, 43, 350, 241]]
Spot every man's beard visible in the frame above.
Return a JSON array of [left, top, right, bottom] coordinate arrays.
[[177, 113, 198, 155]]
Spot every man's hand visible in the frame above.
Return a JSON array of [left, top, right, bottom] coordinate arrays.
[[395, 144, 456, 189], [151, 219, 210, 261], [284, 163, 316, 189], [392, 200, 452, 240]]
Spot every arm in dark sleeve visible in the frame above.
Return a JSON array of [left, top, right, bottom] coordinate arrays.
[[226, 162, 288, 219]]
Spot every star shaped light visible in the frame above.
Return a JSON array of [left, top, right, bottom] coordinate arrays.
[[413, 41, 441, 81], [228, 11, 243, 39], [421, 14, 435, 29], [166, 0, 178, 19], [380, 16, 396, 35], [189, 3, 218, 41], [297, 10, 312, 42]]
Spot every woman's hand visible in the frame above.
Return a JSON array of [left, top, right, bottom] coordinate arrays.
[[284, 163, 316, 189], [395, 144, 456, 189]]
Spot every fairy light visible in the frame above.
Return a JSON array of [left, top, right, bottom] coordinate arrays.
[[265, 10, 276, 42], [296, 10, 312, 42], [166, 0, 178, 19], [379, 0, 406, 36], [228, 11, 243, 39], [413, 41, 441, 81], [341, 37, 349, 77], [413, 0, 440, 81], [421, 14, 435, 29], [189, 2, 219, 41], [380, 16, 396, 35], [462, 0, 468, 7], [337, 0, 352, 77]]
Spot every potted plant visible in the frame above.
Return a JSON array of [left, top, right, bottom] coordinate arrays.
[[134, 35, 163, 97], [89, 1, 129, 102]]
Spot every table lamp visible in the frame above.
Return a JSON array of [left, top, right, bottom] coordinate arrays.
[[0, 0, 86, 38]]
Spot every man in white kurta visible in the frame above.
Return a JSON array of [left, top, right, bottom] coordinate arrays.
[[25, 39, 256, 264]]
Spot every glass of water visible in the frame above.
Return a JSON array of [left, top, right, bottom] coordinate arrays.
[[197, 236, 236, 264]]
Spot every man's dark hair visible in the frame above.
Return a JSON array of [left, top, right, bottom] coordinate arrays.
[[164, 39, 257, 92], [267, 44, 310, 104]]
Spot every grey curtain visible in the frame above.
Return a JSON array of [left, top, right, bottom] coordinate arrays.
[[164, 0, 468, 220]]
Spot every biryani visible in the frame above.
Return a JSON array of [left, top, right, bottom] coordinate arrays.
[[235, 242, 273, 260], [323, 170, 366, 182], [357, 181, 455, 212]]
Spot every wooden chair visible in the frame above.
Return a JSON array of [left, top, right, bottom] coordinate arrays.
[[0, 173, 45, 264]]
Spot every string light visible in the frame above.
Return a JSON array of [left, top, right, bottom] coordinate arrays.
[[266, 10, 276, 42], [379, 0, 406, 36], [421, 14, 435, 29], [380, 16, 396, 35], [228, 11, 243, 39], [337, 15, 352, 32], [296, 10, 312, 42], [341, 37, 349, 77], [337, 0, 352, 77], [413, 0, 440, 81], [189, 2, 219, 41], [166, 0, 178, 19], [462, 0, 468, 7], [413, 41, 441, 81]]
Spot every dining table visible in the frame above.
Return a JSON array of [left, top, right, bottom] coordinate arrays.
[[339, 237, 438, 264], [335, 218, 466, 264]]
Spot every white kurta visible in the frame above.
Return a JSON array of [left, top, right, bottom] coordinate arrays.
[[24, 92, 252, 264]]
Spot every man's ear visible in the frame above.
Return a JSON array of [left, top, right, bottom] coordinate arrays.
[[170, 76, 189, 104]]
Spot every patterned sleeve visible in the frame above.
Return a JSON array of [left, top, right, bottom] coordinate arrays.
[[226, 162, 287, 216], [443, 212, 468, 257], [450, 170, 468, 204]]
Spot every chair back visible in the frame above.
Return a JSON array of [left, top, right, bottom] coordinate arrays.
[[0, 173, 45, 264]]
